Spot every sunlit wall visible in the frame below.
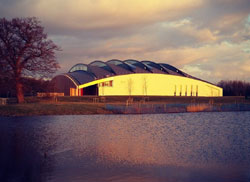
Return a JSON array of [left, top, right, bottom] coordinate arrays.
[[79, 73, 223, 97]]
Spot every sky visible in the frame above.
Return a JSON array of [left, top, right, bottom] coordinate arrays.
[[0, 0, 250, 83]]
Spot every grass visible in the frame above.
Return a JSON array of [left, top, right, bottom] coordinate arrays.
[[0, 102, 112, 116], [0, 96, 249, 116]]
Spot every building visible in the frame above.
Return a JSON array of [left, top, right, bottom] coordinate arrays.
[[51, 59, 223, 97]]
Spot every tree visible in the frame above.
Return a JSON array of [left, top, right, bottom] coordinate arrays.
[[0, 17, 60, 103], [217, 80, 250, 96]]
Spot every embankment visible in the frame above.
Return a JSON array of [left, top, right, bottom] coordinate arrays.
[[0, 96, 250, 116], [106, 103, 250, 114]]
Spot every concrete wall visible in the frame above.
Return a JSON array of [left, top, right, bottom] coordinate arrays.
[[79, 73, 223, 97]]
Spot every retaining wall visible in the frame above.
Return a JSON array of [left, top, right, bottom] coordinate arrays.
[[105, 103, 250, 114]]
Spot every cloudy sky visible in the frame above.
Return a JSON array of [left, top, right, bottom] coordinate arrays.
[[1, 0, 250, 83]]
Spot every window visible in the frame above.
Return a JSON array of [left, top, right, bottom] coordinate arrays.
[[99, 80, 113, 87]]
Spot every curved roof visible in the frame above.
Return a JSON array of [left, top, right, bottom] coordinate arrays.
[[142, 60, 168, 74], [69, 63, 89, 73], [89, 60, 116, 75], [107, 59, 134, 73], [159, 63, 185, 76], [124, 59, 152, 73], [66, 59, 206, 85], [67, 70, 95, 85]]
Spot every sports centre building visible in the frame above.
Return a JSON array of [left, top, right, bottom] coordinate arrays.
[[51, 59, 223, 97]]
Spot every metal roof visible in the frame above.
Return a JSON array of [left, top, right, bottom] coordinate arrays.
[[107, 59, 134, 73], [124, 59, 152, 73], [69, 63, 89, 73], [89, 60, 116, 75], [66, 59, 203, 85], [67, 70, 95, 85], [159, 63, 185, 76], [141, 61, 168, 74]]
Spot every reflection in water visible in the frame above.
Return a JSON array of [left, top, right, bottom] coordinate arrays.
[[0, 112, 250, 182]]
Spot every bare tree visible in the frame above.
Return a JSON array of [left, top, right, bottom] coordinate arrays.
[[0, 17, 60, 103], [217, 80, 250, 96]]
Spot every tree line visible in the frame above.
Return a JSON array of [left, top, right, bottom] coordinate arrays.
[[0, 76, 52, 98], [217, 80, 250, 96]]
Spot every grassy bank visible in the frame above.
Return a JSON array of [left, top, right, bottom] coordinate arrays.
[[0, 96, 249, 116], [0, 102, 112, 116]]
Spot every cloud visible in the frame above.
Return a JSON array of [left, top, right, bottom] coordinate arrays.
[[0, 0, 202, 31], [0, 0, 250, 82], [189, 0, 250, 42], [160, 19, 218, 45], [180, 41, 250, 82], [55, 34, 250, 83]]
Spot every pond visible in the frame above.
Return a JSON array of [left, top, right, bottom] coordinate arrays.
[[0, 112, 250, 182]]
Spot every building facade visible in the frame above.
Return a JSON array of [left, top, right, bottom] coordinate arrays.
[[51, 59, 223, 97]]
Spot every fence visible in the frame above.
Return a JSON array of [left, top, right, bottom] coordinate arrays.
[[37, 92, 64, 97]]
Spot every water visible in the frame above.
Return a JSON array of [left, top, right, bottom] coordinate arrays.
[[0, 112, 250, 182]]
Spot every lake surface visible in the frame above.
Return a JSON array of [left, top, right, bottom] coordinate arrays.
[[0, 112, 250, 182]]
